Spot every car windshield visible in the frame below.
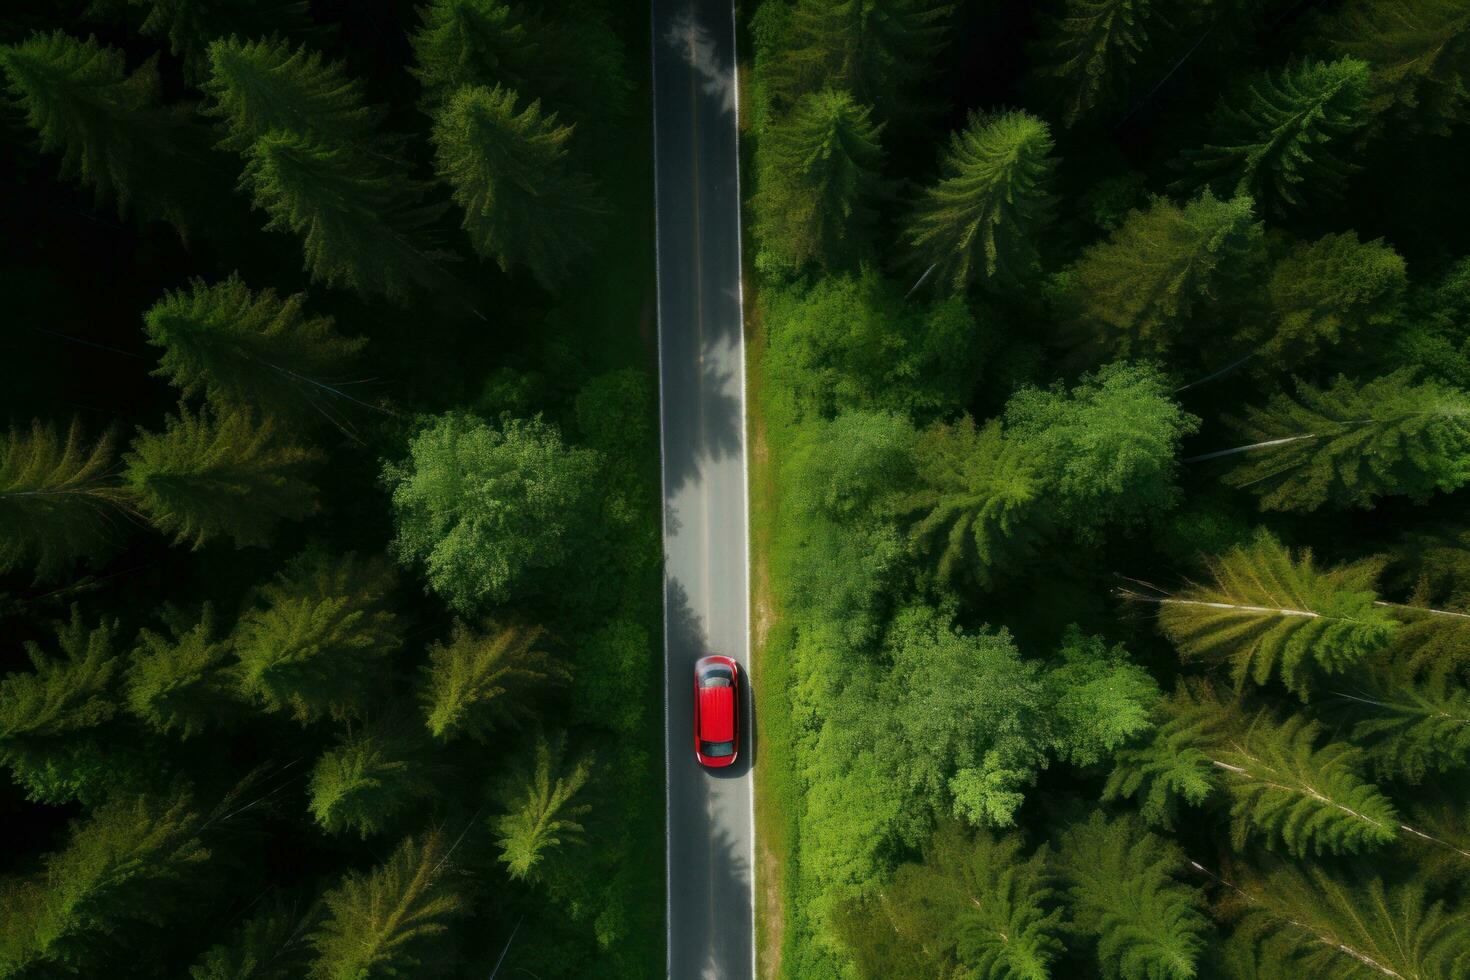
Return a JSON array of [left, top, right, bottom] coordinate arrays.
[[701, 740, 736, 758]]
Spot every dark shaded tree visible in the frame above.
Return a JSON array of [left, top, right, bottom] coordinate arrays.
[[420, 620, 566, 742], [493, 732, 593, 881]]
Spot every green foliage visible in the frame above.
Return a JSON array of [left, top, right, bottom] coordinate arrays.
[[308, 715, 436, 838], [122, 405, 322, 549], [493, 733, 593, 881], [126, 603, 240, 738], [143, 275, 367, 422], [1151, 529, 1397, 696], [1393, 257, 1470, 390], [753, 88, 884, 274], [905, 110, 1057, 290], [1178, 59, 1372, 215], [308, 831, 468, 980], [1004, 361, 1198, 534], [0, 31, 212, 230], [1104, 681, 1229, 830], [0, 606, 123, 804], [1056, 191, 1263, 357], [880, 822, 1065, 979], [1319, 0, 1470, 134], [420, 620, 566, 742], [134, 0, 312, 81], [1043, 627, 1160, 767], [189, 896, 315, 980], [0, 419, 126, 582], [1219, 370, 1470, 511], [430, 84, 605, 287], [233, 548, 402, 723], [1055, 811, 1211, 980], [383, 412, 604, 611], [1333, 652, 1470, 782], [1032, 0, 1170, 127]]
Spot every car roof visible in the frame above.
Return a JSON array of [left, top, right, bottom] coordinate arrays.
[[697, 686, 735, 741]]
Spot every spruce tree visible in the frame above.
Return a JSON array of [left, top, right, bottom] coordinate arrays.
[[0, 606, 123, 804], [431, 84, 605, 287], [1333, 653, 1470, 782], [1320, 0, 1470, 135], [126, 604, 240, 739], [308, 831, 467, 980], [1178, 59, 1372, 215], [1103, 680, 1230, 829], [1055, 811, 1211, 980], [1395, 257, 1470, 390], [0, 31, 215, 232], [308, 715, 436, 839], [143, 275, 367, 423], [1145, 529, 1397, 697], [752, 88, 884, 273], [232, 548, 402, 723], [123, 406, 321, 550], [493, 733, 593, 881], [1031, 0, 1172, 127], [1057, 191, 1263, 356], [420, 620, 567, 742], [0, 419, 127, 582], [1215, 370, 1470, 511], [134, 0, 313, 83], [905, 110, 1057, 291], [190, 896, 315, 980]]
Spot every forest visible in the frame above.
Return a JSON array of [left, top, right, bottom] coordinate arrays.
[[744, 0, 1470, 978], [0, 0, 662, 977]]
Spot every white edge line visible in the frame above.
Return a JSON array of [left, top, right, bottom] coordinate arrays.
[[647, 3, 673, 977], [727, 1, 758, 976]]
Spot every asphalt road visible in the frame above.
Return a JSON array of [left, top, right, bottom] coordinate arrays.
[[651, 1, 755, 977]]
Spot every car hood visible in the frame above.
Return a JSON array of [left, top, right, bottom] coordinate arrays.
[[697, 686, 735, 741]]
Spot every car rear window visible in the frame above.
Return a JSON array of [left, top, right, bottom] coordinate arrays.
[[701, 740, 735, 758], [698, 664, 733, 686]]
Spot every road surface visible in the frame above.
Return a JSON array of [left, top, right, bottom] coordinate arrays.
[[651, 0, 754, 977]]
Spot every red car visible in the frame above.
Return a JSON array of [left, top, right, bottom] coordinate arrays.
[[693, 656, 739, 768]]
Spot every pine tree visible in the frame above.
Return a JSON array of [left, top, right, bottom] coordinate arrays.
[[752, 88, 884, 273], [126, 603, 240, 739], [1320, 0, 1470, 135], [190, 895, 315, 980], [1177, 59, 1371, 215], [1214, 370, 1470, 511], [1140, 528, 1397, 697], [0, 418, 127, 582], [1055, 811, 1211, 980], [1103, 680, 1229, 829], [143, 275, 368, 423], [308, 715, 436, 839], [133, 0, 313, 83], [493, 733, 593, 881], [123, 405, 322, 550], [900, 417, 1045, 587], [1332, 653, 1470, 782], [420, 620, 567, 742], [1222, 863, 1470, 979], [905, 110, 1057, 291], [430, 84, 605, 287], [882, 822, 1065, 978], [0, 607, 123, 804], [1395, 257, 1470, 390], [1031, 0, 1172, 127], [233, 548, 402, 724], [1057, 191, 1263, 357], [308, 831, 467, 980], [0, 31, 216, 231], [0, 786, 213, 974], [204, 37, 382, 153], [1256, 231, 1407, 367]]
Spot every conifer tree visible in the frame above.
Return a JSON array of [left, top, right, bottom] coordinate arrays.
[[1215, 370, 1470, 511], [1333, 653, 1470, 782], [905, 110, 1057, 291], [1055, 811, 1211, 980], [493, 733, 593, 881], [308, 831, 467, 980], [126, 604, 240, 739], [1320, 0, 1470, 135], [0, 607, 123, 804], [190, 896, 315, 980], [420, 620, 567, 742], [0, 419, 127, 582], [1057, 191, 1262, 356], [752, 89, 884, 273], [123, 406, 321, 550], [0, 32, 215, 231], [431, 84, 605, 287], [1395, 257, 1470, 390], [900, 417, 1044, 587], [1142, 528, 1397, 696], [1178, 59, 1371, 215], [308, 715, 436, 839], [134, 0, 313, 83], [143, 275, 368, 423], [1031, 0, 1173, 127], [233, 548, 402, 723], [882, 822, 1065, 978], [1103, 680, 1229, 829]]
